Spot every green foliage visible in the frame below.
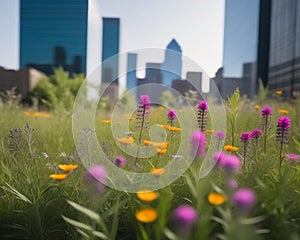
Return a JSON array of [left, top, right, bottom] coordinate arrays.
[[160, 90, 176, 107], [256, 79, 269, 104], [32, 67, 84, 109], [226, 88, 240, 145]]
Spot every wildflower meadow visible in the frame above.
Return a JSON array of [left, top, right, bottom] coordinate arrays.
[[1, 88, 300, 240]]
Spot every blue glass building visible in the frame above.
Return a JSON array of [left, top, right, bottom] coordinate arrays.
[[20, 0, 102, 76], [101, 18, 120, 84]]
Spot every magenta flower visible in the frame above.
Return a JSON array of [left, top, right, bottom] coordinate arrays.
[[229, 179, 239, 189], [213, 151, 226, 164], [190, 130, 206, 158], [249, 129, 263, 139], [240, 132, 251, 141], [113, 155, 126, 167], [167, 109, 177, 120], [261, 106, 272, 116], [215, 131, 226, 139], [277, 117, 290, 130], [85, 165, 107, 193], [172, 205, 197, 229], [198, 101, 208, 111], [139, 95, 150, 109], [218, 155, 240, 173], [232, 189, 256, 210], [286, 153, 300, 164]]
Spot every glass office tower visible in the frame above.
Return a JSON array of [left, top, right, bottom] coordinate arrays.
[[268, 0, 300, 96], [20, 0, 102, 76], [101, 18, 120, 84]]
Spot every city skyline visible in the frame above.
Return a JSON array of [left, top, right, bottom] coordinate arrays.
[[0, 0, 225, 79]]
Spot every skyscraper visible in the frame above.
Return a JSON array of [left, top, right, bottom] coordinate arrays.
[[221, 0, 300, 98], [101, 18, 120, 84], [126, 53, 137, 90], [20, 0, 102, 76], [162, 39, 182, 86]]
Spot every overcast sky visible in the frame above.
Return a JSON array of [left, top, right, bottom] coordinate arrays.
[[0, 0, 224, 78]]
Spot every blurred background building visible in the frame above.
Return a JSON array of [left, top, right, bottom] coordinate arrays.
[[218, 0, 300, 99]]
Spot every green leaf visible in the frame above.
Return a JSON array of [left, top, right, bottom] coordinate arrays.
[[62, 215, 93, 231], [2, 183, 32, 204], [240, 216, 265, 225], [163, 228, 179, 240], [92, 231, 108, 239], [67, 200, 101, 223]]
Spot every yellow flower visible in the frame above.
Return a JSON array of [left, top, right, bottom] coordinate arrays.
[[275, 90, 283, 95], [206, 130, 216, 134], [224, 145, 239, 152], [23, 111, 32, 116], [58, 164, 78, 172], [135, 208, 157, 223], [159, 106, 164, 111], [151, 141, 169, 149], [168, 127, 181, 132], [101, 119, 111, 124], [208, 192, 226, 206], [156, 148, 167, 155], [118, 136, 134, 145], [33, 112, 51, 118], [49, 173, 68, 181], [254, 105, 260, 110], [278, 109, 288, 115], [143, 140, 152, 146], [159, 125, 170, 129], [150, 168, 166, 176], [136, 190, 159, 202], [128, 117, 135, 121]]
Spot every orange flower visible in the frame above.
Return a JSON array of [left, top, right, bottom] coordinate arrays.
[[206, 130, 216, 134], [143, 140, 151, 146], [275, 90, 283, 95], [136, 190, 159, 202], [101, 119, 111, 124], [150, 168, 166, 176], [159, 125, 170, 129], [159, 106, 164, 111], [156, 148, 167, 155], [208, 192, 226, 206], [151, 141, 169, 149], [33, 112, 51, 118], [254, 105, 260, 110], [49, 174, 68, 181], [168, 127, 181, 132], [135, 208, 157, 223], [58, 164, 78, 172], [118, 136, 134, 145], [224, 145, 239, 152], [23, 111, 31, 116], [278, 109, 288, 115]]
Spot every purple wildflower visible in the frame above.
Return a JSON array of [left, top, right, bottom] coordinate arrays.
[[277, 117, 290, 130], [240, 132, 251, 141], [197, 101, 208, 132], [218, 155, 240, 173], [261, 106, 272, 116], [113, 155, 126, 167], [286, 153, 300, 164], [249, 129, 263, 139], [229, 179, 239, 189], [215, 131, 226, 139], [167, 109, 177, 119], [213, 151, 226, 164], [139, 95, 151, 109], [167, 109, 177, 126], [190, 130, 206, 158], [232, 189, 256, 210], [198, 101, 208, 111], [172, 205, 197, 229], [85, 165, 107, 194]]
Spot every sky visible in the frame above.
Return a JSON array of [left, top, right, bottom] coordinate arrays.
[[0, 0, 224, 78]]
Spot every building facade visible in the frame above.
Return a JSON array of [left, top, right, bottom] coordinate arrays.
[[20, 0, 102, 76]]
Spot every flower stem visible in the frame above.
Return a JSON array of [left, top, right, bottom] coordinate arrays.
[[135, 106, 146, 165]]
